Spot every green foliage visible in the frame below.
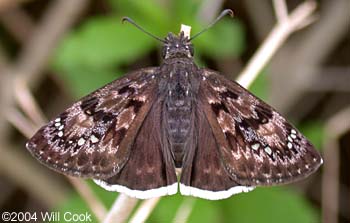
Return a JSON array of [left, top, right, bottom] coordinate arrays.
[[219, 187, 319, 223]]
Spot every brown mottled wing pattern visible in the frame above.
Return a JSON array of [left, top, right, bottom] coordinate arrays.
[[199, 69, 322, 186], [26, 68, 159, 179], [94, 98, 178, 198]]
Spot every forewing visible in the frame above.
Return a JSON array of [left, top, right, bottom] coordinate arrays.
[[199, 69, 322, 186], [26, 68, 159, 179]]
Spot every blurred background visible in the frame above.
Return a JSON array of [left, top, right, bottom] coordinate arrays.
[[0, 0, 349, 222]]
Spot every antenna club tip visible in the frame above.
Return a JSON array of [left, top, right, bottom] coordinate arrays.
[[121, 17, 130, 24], [223, 9, 234, 17]]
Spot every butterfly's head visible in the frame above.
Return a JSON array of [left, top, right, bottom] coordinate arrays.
[[162, 32, 194, 59]]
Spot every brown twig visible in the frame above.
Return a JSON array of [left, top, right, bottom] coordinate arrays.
[[322, 106, 350, 223], [103, 194, 138, 223], [68, 178, 107, 222], [0, 6, 34, 44], [129, 198, 160, 223], [268, 0, 350, 113], [14, 78, 47, 127], [0, 0, 32, 12], [5, 107, 36, 138], [197, 0, 224, 23], [172, 198, 195, 223], [0, 142, 70, 208], [236, 0, 317, 87], [11, 77, 107, 221], [14, 0, 89, 87]]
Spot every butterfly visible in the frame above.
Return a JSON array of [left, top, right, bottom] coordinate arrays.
[[26, 10, 322, 200]]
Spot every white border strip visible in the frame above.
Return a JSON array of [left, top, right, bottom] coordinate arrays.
[[93, 179, 178, 199], [179, 183, 255, 200]]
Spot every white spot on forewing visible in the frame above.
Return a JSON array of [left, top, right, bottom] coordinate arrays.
[[90, 135, 99, 143], [179, 183, 255, 200], [252, 143, 260, 151], [58, 125, 64, 130], [264, 146, 272, 155], [202, 76, 206, 81], [291, 133, 297, 139], [94, 180, 178, 199], [58, 131, 63, 137], [287, 142, 293, 149], [55, 122, 61, 127], [291, 129, 297, 134], [55, 118, 61, 122], [78, 138, 86, 146], [287, 136, 293, 142]]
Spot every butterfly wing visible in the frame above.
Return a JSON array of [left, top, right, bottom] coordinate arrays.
[[198, 69, 322, 186], [179, 102, 254, 200], [94, 98, 178, 199], [26, 68, 159, 179]]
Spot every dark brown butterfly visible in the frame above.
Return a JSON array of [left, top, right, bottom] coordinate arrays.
[[26, 10, 322, 200]]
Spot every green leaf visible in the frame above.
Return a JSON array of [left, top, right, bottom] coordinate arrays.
[[148, 194, 184, 222], [110, 0, 169, 34], [187, 198, 221, 223], [219, 187, 319, 223], [171, 0, 201, 24], [195, 19, 245, 58], [53, 16, 154, 71], [56, 191, 99, 223]]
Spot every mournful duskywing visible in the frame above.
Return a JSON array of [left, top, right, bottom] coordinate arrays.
[[26, 10, 322, 200]]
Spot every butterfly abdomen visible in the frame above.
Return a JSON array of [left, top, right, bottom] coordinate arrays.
[[162, 64, 197, 167]]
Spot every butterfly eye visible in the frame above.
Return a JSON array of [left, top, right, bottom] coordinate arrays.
[[162, 46, 169, 58]]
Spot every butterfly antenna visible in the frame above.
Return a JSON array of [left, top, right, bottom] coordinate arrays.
[[190, 9, 234, 41], [122, 17, 166, 43]]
